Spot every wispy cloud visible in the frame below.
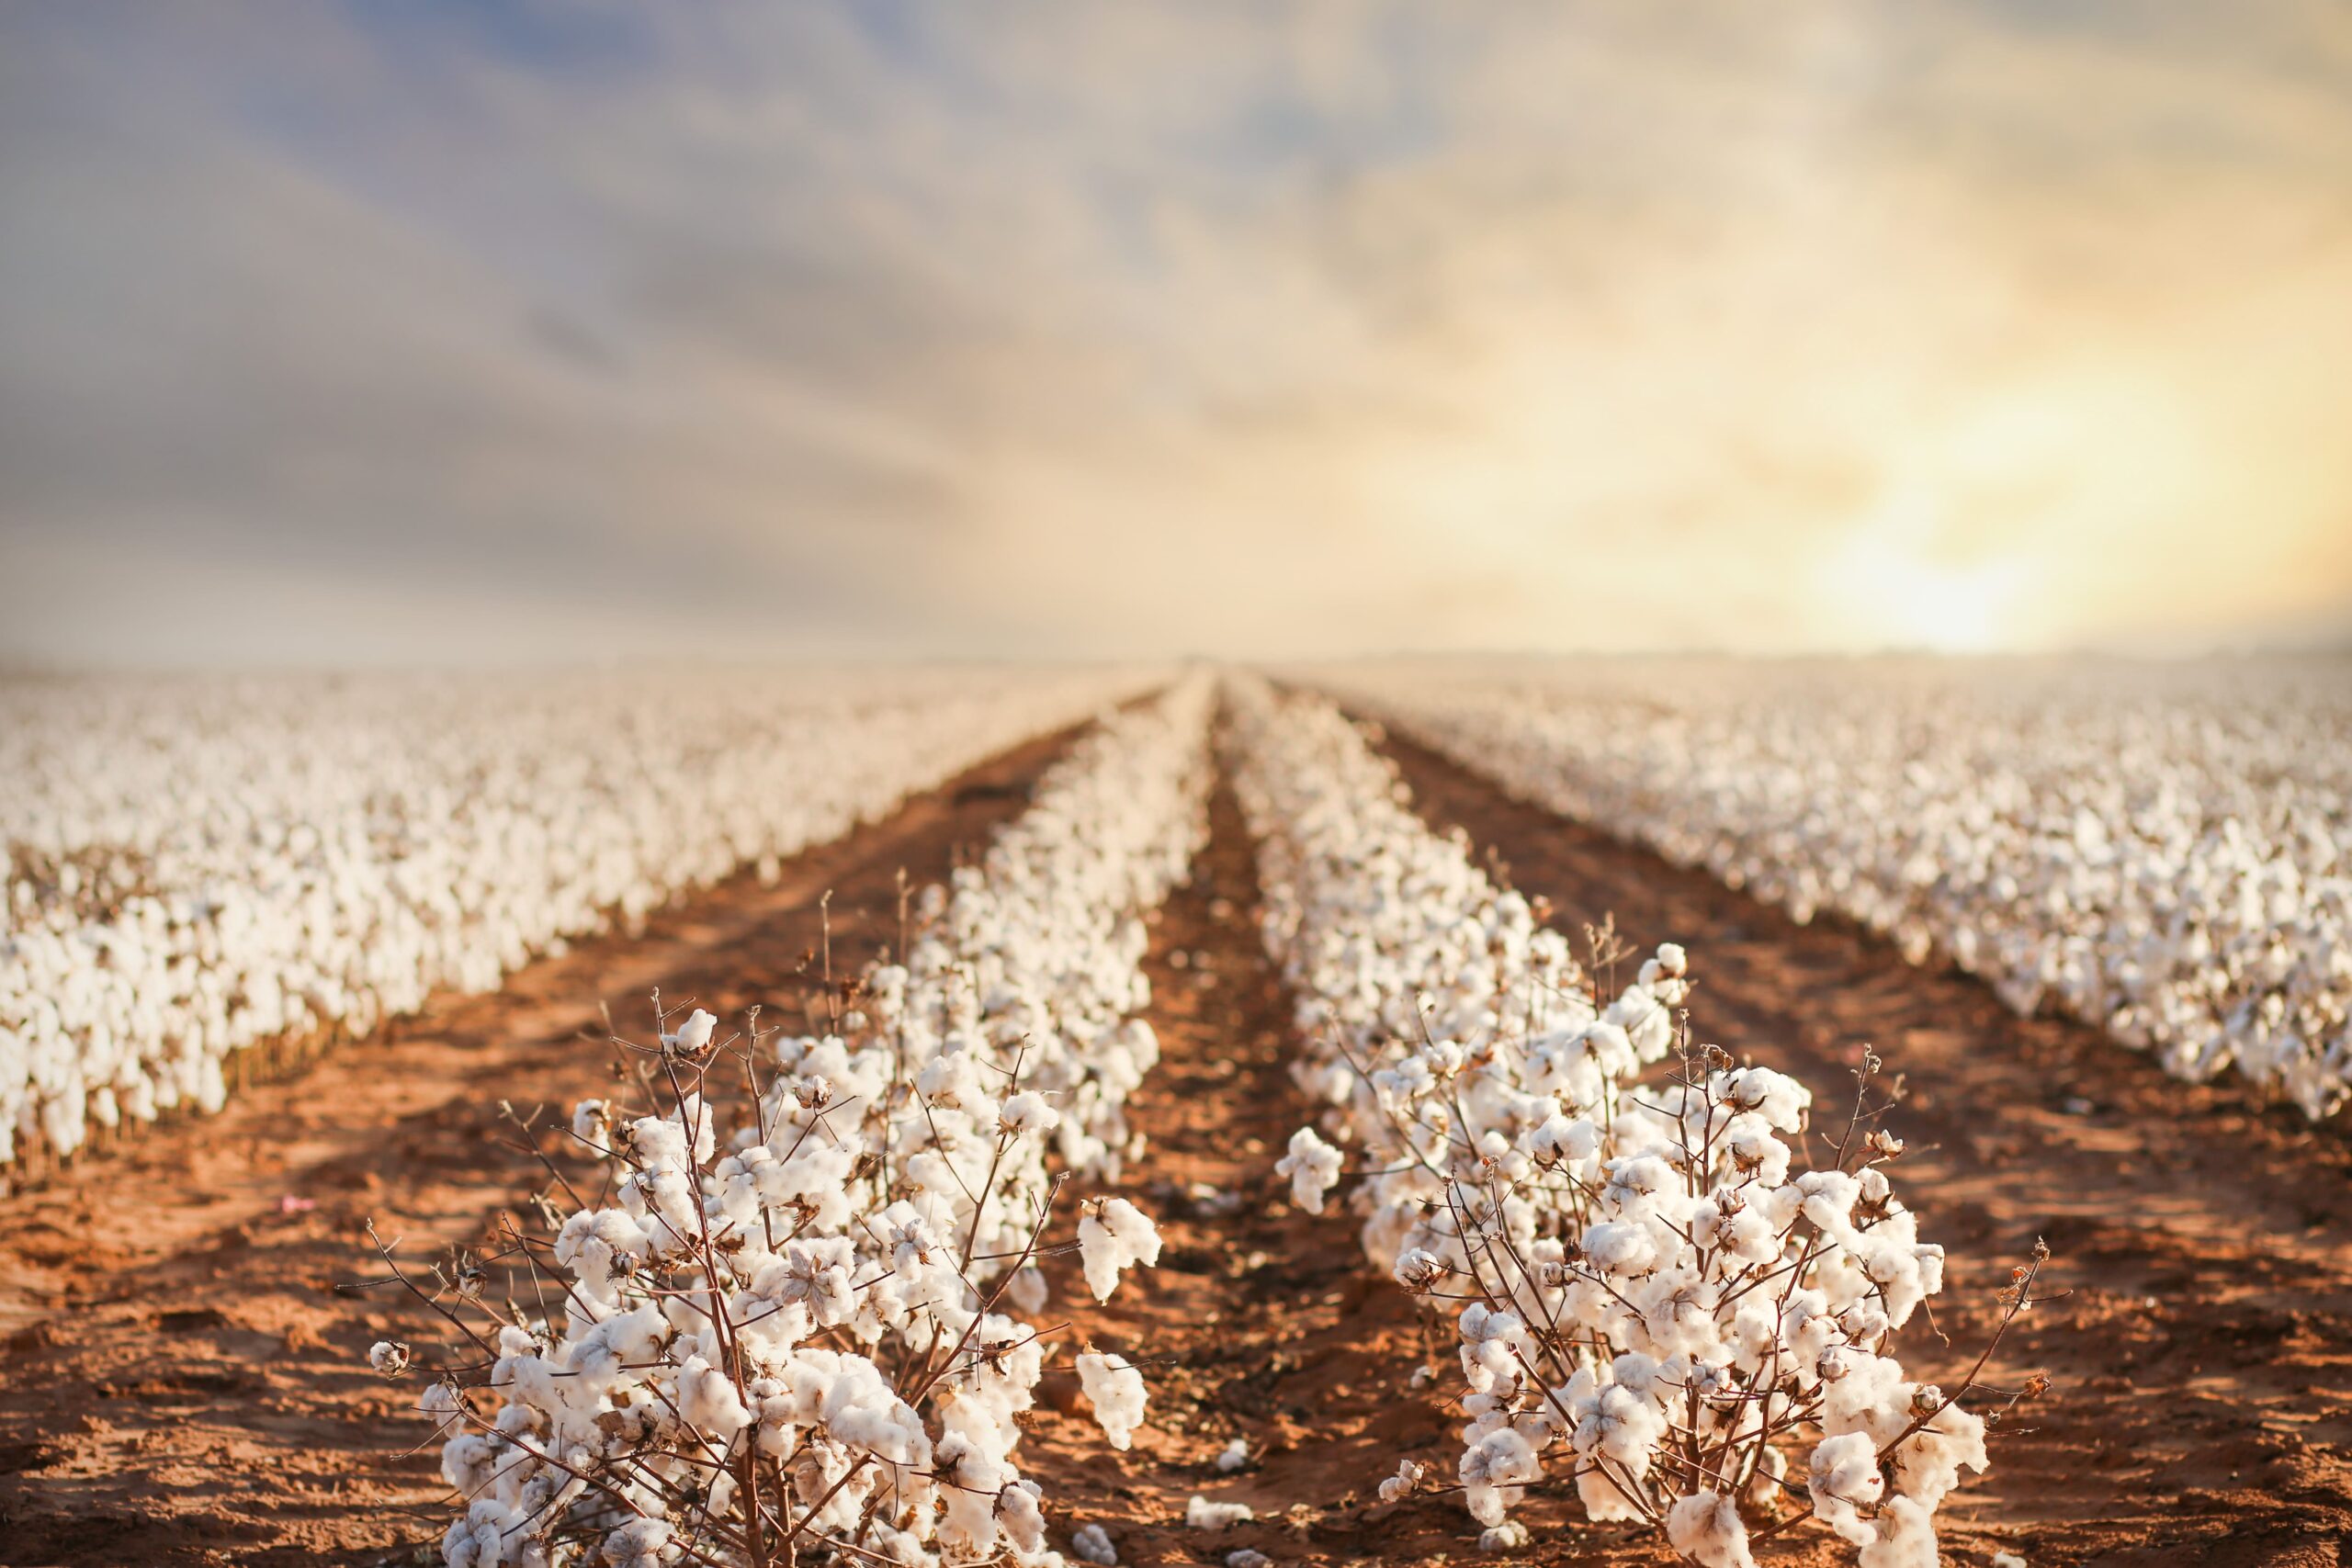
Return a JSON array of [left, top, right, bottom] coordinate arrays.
[[3, 1, 2347, 665]]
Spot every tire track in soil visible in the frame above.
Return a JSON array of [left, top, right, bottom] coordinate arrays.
[[1364, 721, 2352, 1568], [0, 720, 1091, 1568]]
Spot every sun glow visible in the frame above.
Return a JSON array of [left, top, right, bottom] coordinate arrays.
[[1823, 519, 2026, 653]]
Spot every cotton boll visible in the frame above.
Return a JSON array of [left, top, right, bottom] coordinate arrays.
[[1459, 1421, 1541, 1526], [755, 1240, 860, 1327], [673, 1091, 720, 1165], [1077, 1350, 1149, 1450], [1575, 1460, 1646, 1522], [417, 1381, 467, 1439], [1186, 1496, 1254, 1530], [916, 1047, 987, 1111], [1580, 1021, 1639, 1079], [624, 1113, 692, 1174], [1888, 1393, 1989, 1509], [1371, 1457, 1425, 1506], [938, 1441, 1012, 1552], [1393, 1246, 1450, 1293], [706, 1468, 740, 1527], [1709, 1199, 1783, 1270], [1609, 984, 1677, 1060], [1275, 1125, 1344, 1213], [1808, 1430, 1884, 1547], [999, 1090, 1060, 1137], [676, 1356, 752, 1442], [1913, 1242, 1947, 1299], [1574, 1381, 1667, 1473], [997, 1480, 1048, 1557], [368, 1340, 410, 1376], [440, 1429, 497, 1495], [1721, 1062, 1806, 1133], [1797, 1170, 1863, 1238], [1640, 1271, 1729, 1361], [1665, 1492, 1755, 1568], [1457, 1305, 1529, 1395], [1580, 1220, 1659, 1277], [1227, 1551, 1272, 1568], [1071, 1523, 1119, 1565], [1007, 1263, 1050, 1315], [566, 1303, 670, 1393], [1743, 1443, 1790, 1510], [1858, 1495, 1939, 1568], [1720, 1118, 1794, 1186], [440, 1517, 489, 1568], [663, 1009, 718, 1057], [1529, 1112, 1601, 1169], [1600, 1153, 1676, 1214], [1078, 1197, 1161, 1303], [602, 1517, 674, 1568]]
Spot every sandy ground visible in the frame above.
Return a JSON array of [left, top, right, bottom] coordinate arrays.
[[5, 704, 2351, 1566]]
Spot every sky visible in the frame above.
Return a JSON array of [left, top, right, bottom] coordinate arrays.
[[2, 1, 2349, 667]]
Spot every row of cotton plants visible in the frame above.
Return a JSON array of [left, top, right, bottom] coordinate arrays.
[[1318, 656, 2352, 1120], [1225, 674, 2021, 1568], [0, 664, 1159, 1166], [370, 672, 1214, 1568]]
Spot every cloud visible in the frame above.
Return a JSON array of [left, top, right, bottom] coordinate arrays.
[[2, 0, 2348, 666]]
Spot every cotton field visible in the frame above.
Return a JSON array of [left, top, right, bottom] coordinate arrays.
[[12, 5, 2349, 1563], [3, 660, 2346, 1568]]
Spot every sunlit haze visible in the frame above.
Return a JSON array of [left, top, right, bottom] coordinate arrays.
[[3, 2, 2348, 666]]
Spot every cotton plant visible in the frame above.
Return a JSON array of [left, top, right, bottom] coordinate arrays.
[[1226, 675, 2045, 1567], [360, 677, 1215, 1568], [1389, 1046, 2048, 1567]]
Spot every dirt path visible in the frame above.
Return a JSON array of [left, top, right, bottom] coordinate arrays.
[[1369, 724, 2352, 1568], [0, 722, 1086, 1567], [1017, 774, 1481, 1568]]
